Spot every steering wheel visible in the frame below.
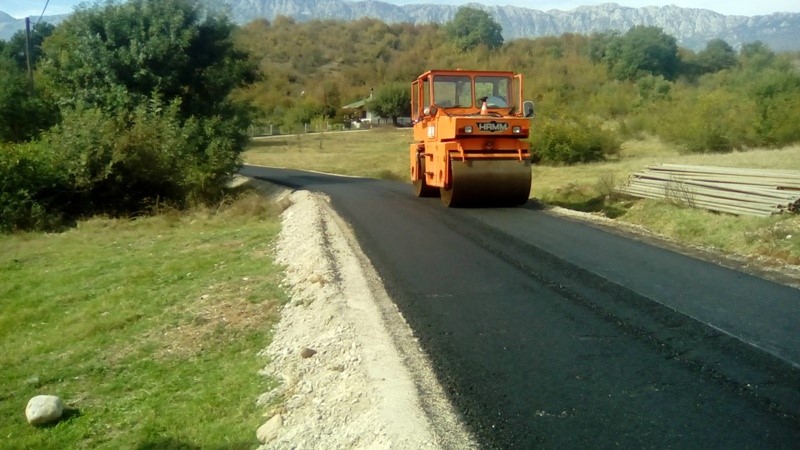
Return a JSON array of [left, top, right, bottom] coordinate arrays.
[[485, 95, 507, 108]]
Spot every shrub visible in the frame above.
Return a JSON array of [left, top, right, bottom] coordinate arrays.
[[0, 142, 68, 232], [36, 99, 245, 216], [749, 69, 800, 147], [530, 114, 621, 165], [0, 59, 58, 143], [655, 89, 754, 153]]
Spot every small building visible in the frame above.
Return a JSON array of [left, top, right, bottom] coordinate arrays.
[[342, 89, 388, 128]]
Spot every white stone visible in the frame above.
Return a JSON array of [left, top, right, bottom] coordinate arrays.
[[25, 395, 64, 426], [256, 414, 283, 444]]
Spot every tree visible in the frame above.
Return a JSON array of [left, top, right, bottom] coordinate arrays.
[[40, 0, 255, 118], [444, 7, 503, 52], [605, 26, 680, 81], [696, 39, 737, 73], [588, 31, 619, 64], [2, 22, 56, 71], [36, 0, 257, 213], [739, 41, 775, 71], [368, 83, 410, 125]]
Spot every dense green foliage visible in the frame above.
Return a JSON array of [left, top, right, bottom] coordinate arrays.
[[604, 26, 681, 81], [531, 113, 621, 164], [0, 0, 255, 231], [0, 23, 59, 143], [443, 7, 504, 51], [0, 141, 67, 231], [0, 59, 57, 143]]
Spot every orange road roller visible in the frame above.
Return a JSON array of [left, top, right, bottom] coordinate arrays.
[[409, 69, 535, 207]]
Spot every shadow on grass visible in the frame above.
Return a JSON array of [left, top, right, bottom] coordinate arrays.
[[34, 407, 81, 428], [136, 439, 255, 450], [136, 439, 201, 450], [247, 138, 291, 150]]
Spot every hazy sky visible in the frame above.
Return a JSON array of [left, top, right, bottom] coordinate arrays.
[[2, 0, 798, 19]]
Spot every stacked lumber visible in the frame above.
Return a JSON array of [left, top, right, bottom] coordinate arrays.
[[616, 164, 800, 217]]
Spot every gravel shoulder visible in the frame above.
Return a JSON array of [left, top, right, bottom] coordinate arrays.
[[254, 185, 476, 449]]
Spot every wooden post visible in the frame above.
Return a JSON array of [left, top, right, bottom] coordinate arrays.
[[24, 17, 34, 91]]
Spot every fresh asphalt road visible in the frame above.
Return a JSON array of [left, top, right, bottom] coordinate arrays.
[[241, 165, 800, 449]]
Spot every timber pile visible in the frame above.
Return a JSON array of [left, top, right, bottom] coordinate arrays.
[[616, 164, 800, 217]]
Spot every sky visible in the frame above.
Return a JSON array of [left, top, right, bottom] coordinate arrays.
[[2, 0, 799, 19]]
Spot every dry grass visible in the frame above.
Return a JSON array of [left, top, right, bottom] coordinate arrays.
[[245, 128, 410, 180]]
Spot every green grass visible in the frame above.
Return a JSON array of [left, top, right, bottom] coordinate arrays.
[[0, 191, 286, 449], [244, 129, 800, 265]]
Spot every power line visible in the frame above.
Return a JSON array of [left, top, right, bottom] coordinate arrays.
[[36, 0, 50, 26]]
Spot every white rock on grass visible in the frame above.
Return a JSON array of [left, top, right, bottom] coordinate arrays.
[[257, 414, 283, 444], [25, 395, 64, 426]]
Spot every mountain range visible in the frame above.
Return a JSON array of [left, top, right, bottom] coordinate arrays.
[[2, 1, 799, 52]]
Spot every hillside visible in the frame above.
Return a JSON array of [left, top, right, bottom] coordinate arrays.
[[2, 2, 799, 51]]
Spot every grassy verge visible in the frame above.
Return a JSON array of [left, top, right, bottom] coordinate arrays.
[[0, 191, 286, 449], [534, 140, 800, 265], [244, 129, 800, 265], [245, 128, 409, 181]]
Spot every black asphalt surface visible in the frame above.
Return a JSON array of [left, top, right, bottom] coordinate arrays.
[[241, 165, 800, 449]]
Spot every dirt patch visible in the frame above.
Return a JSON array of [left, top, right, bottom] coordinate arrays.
[[155, 285, 276, 359]]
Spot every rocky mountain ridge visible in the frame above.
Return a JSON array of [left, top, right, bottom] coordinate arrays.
[[221, 0, 799, 51], [0, 12, 68, 41], [2, 1, 798, 51]]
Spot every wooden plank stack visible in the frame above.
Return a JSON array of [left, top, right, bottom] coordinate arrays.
[[616, 164, 800, 217]]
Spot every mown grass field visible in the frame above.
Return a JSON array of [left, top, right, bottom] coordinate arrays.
[[244, 127, 800, 266], [0, 192, 285, 449]]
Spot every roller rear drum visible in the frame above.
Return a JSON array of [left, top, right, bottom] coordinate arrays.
[[440, 159, 531, 207]]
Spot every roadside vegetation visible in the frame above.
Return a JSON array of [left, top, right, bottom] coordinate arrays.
[[233, 11, 800, 161], [0, 1, 280, 448]]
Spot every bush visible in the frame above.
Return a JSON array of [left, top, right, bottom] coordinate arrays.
[[37, 100, 245, 216], [0, 59, 58, 143], [530, 114, 621, 165], [0, 142, 68, 232], [655, 89, 754, 153], [749, 69, 800, 147], [0, 0, 259, 228]]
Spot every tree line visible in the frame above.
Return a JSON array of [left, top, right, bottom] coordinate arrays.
[[233, 8, 799, 161]]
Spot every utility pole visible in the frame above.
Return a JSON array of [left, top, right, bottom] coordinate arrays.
[[24, 17, 34, 91]]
